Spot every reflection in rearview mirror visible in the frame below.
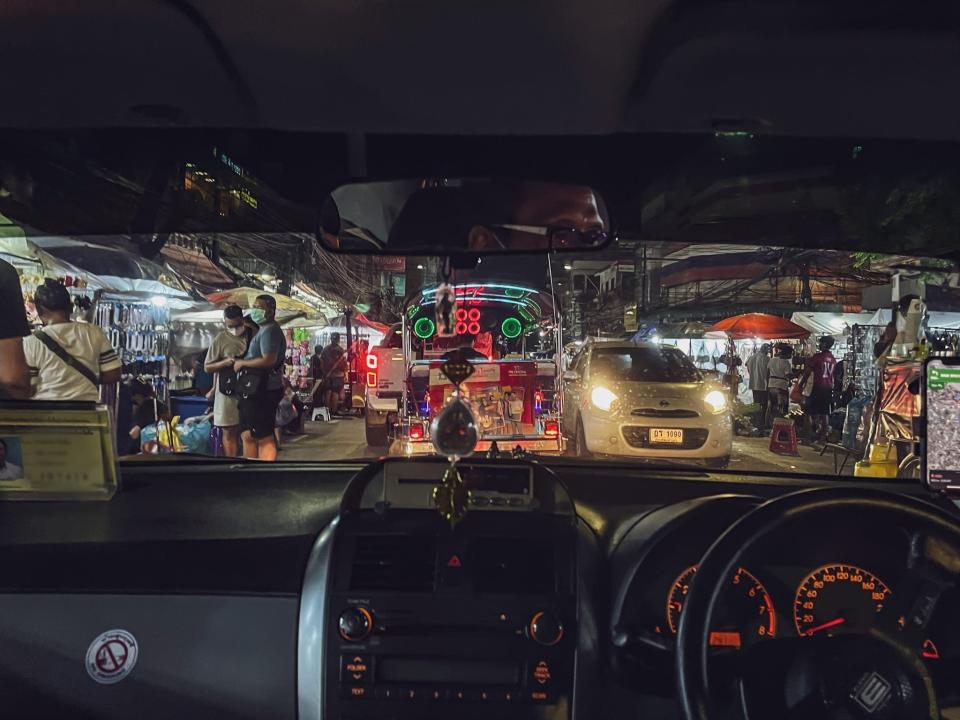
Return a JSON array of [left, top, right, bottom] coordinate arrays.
[[318, 179, 612, 256]]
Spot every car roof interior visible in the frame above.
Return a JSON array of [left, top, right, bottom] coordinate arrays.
[[3, 0, 959, 140]]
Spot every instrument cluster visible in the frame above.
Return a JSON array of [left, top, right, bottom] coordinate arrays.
[[609, 495, 958, 695]]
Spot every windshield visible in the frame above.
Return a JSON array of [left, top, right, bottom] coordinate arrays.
[[2, 133, 956, 482], [590, 347, 702, 384]]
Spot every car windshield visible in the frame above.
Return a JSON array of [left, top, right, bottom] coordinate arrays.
[[591, 347, 701, 384], [2, 132, 956, 481]]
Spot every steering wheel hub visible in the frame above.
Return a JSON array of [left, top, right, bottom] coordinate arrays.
[[759, 632, 936, 720]]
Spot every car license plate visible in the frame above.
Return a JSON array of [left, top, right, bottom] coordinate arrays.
[[651, 428, 684, 444]]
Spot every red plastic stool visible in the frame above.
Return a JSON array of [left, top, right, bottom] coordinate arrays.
[[769, 417, 799, 456]]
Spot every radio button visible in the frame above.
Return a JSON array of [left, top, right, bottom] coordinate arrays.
[[340, 654, 372, 684], [340, 685, 369, 700], [374, 686, 399, 701], [529, 659, 553, 687]]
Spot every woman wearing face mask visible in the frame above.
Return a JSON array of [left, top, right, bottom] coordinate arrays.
[[22, 279, 122, 401], [203, 304, 249, 457]]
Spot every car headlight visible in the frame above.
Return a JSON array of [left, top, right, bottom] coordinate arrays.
[[591, 386, 619, 412], [704, 389, 728, 414]]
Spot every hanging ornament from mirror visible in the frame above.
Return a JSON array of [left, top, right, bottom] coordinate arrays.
[[432, 464, 471, 527], [430, 392, 478, 459]]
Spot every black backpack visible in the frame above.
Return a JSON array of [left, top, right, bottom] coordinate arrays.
[[219, 367, 239, 396]]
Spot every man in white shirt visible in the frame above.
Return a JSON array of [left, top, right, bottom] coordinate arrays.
[[0, 438, 23, 480], [767, 345, 794, 424], [745, 343, 771, 430], [22, 280, 122, 401]]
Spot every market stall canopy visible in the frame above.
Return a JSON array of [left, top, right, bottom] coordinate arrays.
[[867, 308, 960, 330], [206, 287, 317, 314], [706, 312, 810, 340], [0, 232, 195, 307], [352, 311, 390, 334], [172, 307, 303, 323], [790, 311, 876, 339], [282, 315, 329, 330], [160, 245, 235, 292]]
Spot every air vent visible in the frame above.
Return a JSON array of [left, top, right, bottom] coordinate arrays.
[[349, 535, 436, 592]]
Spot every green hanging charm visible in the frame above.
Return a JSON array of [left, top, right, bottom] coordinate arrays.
[[432, 464, 471, 527]]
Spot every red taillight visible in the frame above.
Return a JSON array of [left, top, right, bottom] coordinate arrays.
[[409, 423, 425, 440], [365, 353, 378, 387], [544, 420, 559, 437]]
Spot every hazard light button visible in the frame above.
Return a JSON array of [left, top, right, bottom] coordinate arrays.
[[446, 554, 463, 568]]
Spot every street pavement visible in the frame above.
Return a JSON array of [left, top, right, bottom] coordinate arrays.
[[278, 415, 841, 476]]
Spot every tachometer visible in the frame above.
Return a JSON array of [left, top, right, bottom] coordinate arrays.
[[793, 564, 891, 636], [666, 565, 776, 647]]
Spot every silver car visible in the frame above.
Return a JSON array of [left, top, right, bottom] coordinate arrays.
[[560, 341, 733, 467]]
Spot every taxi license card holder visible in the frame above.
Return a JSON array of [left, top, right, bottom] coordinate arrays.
[[0, 400, 119, 501]]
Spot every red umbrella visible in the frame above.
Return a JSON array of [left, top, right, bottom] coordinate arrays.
[[706, 313, 810, 340]]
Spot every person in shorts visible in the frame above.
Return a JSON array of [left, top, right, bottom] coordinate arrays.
[[319, 332, 346, 414], [203, 305, 248, 457], [800, 336, 837, 444], [745, 343, 771, 430], [766, 345, 793, 423], [233, 295, 287, 461]]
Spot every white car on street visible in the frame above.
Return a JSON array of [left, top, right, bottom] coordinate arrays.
[[560, 340, 733, 467]]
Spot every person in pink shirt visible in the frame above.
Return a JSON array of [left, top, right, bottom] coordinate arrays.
[[800, 336, 837, 444]]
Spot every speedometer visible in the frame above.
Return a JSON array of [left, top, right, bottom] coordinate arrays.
[[793, 564, 891, 636], [667, 565, 776, 647]]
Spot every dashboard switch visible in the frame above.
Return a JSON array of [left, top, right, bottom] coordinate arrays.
[[528, 611, 564, 646], [340, 653, 371, 683], [338, 607, 373, 642], [530, 659, 553, 686]]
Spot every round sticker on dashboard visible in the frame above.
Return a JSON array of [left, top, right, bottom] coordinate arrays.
[[85, 629, 139, 684]]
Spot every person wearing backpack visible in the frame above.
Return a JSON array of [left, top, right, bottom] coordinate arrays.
[[22, 279, 121, 401], [203, 304, 248, 457]]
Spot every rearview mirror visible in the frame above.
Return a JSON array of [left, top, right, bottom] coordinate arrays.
[[318, 179, 613, 256]]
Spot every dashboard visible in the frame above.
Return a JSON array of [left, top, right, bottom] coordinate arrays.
[[0, 458, 957, 719]]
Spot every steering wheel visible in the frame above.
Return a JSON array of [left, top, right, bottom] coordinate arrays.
[[676, 487, 960, 720]]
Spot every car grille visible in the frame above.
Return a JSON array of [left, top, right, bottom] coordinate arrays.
[[631, 408, 700, 418], [622, 426, 709, 450]]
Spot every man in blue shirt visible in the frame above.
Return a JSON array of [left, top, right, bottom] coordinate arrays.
[[233, 295, 287, 460]]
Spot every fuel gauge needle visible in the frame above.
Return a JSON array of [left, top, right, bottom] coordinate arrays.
[[804, 618, 845, 636]]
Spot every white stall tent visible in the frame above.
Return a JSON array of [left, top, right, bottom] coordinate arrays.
[[866, 308, 960, 330], [790, 311, 877, 339]]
